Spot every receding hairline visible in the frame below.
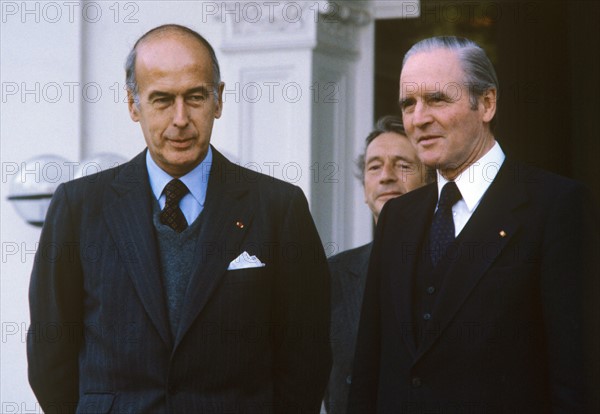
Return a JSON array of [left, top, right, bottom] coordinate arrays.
[[134, 27, 212, 56], [400, 47, 465, 78], [407, 46, 460, 60]]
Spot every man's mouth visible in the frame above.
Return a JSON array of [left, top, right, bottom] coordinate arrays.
[[167, 138, 194, 148], [378, 191, 403, 199], [417, 135, 442, 144]]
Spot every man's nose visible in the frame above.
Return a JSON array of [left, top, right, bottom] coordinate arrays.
[[411, 101, 433, 128], [380, 162, 397, 183], [172, 98, 190, 128]]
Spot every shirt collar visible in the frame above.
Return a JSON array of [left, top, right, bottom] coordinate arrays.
[[437, 141, 505, 212], [146, 146, 212, 206]]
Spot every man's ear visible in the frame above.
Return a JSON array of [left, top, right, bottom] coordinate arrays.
[[127, 90, 140, 122], [214, 82, 225, 119], [481, 88, 497, 123]]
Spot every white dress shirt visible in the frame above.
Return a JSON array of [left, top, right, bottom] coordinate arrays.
[[146, 146, 212, 225], [436, 142, 506, 236]]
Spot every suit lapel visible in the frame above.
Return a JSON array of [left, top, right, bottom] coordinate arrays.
[[174, 148, 256, 346], [415, 159, 528, 359], [103, 151, 172, 347], [388, 185, 438, 358]]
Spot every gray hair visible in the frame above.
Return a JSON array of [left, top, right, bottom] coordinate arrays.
[[356, 115, 434, 183], [125, 24, 221, 106], [403, 36, 499, 129]]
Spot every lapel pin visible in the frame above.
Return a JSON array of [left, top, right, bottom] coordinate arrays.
[[499, 230, 507, 238], [236, 221, 245, 229]]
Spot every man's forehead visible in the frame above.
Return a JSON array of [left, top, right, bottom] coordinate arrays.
[[134, 35, 213, 82], [399, 49, 464, 96], [366, 133, 415, 158]]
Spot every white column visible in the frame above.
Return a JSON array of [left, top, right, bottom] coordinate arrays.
[[217, 1, 373, 253]]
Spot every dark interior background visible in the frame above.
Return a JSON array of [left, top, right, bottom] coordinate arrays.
[[375, 1, 599, 410]]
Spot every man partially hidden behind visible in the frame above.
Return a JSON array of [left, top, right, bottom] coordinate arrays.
[[324, 116, 431, 413], [27, 24, 331, 413], [348, 36, 598, 413]]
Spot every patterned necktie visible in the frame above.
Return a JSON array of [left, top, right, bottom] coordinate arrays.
[[160, 179, 190, 233], [429, 181, 462, 266]]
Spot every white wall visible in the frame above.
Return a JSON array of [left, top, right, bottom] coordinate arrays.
[[1, 4, 83, 410]]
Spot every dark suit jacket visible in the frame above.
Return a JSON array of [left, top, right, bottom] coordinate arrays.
[[27, 147, 331, 414], [324, 243, 371, 414], [348, 159, 598, 413]]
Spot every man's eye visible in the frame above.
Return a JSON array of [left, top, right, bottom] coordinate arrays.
[[400, 100, 414, 111], [153, 97, 171, 106], [188, 94, 207, 102], [428, 94, 449, 104], [368, 164, 381, 171]]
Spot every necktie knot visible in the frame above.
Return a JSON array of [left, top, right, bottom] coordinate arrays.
[[160, 179, 190, 233], [437, 181, 462, 211], [164, 179, 189, 204]]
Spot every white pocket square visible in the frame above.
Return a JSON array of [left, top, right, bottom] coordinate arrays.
[[227, 251, 266, 270]]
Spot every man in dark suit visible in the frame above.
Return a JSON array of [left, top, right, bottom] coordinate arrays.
[[324, 116, 431, 413], [348, 36, 598, 413], [27, 24, 331, 414]]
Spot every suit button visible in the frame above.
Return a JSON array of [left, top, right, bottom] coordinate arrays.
[[423, 313, 432, 321], [426, 286, 436, 294], [346, 375, 352, 384], [411, 377, 422, 388]]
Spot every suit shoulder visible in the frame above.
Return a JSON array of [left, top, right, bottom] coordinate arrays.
[[503, 159, 588, 198], [224, 162, 304, 201], [56, 155, 143, 207], [328, 243, 372, 272], [211, 147, 301, 196], [329, 243, 372, 263]]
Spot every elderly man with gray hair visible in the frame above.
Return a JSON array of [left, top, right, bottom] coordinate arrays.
[[348, 36, 597, 413]]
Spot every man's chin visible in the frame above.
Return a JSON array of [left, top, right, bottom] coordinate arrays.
[[419, 155, 442, 171], [159, 155, 203, 177]]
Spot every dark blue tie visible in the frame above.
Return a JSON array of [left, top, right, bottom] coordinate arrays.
[[160, 179, 189, 233], [429, 182, 462, 266]]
